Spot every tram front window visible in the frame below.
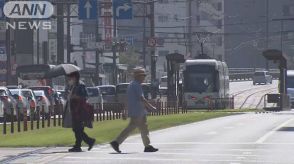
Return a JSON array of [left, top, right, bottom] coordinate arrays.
[[184, 73, 215, 93], [184, 65, 217, 93]]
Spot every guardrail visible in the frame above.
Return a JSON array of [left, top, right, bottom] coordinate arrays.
[[0, 101, 188, 135], [229, 68, 280, 81]]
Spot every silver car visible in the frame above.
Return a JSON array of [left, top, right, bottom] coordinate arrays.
[[33, 90, 51, 114], [253, 71, 272, 85], [86, 87, 103, 110], [98, 85, 116, 103]]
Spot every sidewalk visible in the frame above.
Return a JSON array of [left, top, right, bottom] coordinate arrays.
[[0, 146, 102, 163], [0, 147, 50, 163], [0, 148, 42, 163]]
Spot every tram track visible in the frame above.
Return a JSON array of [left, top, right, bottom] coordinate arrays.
[[238, 87, 277, 109]]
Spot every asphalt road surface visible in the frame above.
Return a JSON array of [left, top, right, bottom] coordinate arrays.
[[3, 111, 294, 164]]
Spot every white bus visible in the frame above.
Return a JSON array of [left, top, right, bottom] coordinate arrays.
[[183, 59, 229, 109]]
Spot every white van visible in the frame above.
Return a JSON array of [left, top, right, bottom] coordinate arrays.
[[287, 70, 294, 107]]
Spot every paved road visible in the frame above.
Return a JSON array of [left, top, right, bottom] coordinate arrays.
[[3, 111, 294, 164], [230, 81, 278, 109]]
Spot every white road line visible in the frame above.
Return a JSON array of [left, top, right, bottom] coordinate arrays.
[[125, 142, 294, 145], [64, 156, 194, 161], [147, 152, 258, 157], [198, 159, 284, 163], [255, 117, 294, 144], [205, 131, 218, 135]]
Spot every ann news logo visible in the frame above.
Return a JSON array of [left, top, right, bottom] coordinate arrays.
[[0, 1, 54, 30]]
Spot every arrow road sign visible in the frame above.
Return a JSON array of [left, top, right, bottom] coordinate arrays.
[[84, 1, 92, 19], [113, 0, 132, 20], [79, 0, 97, 20]]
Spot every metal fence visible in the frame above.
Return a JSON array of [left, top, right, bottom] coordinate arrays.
[[1, 101, 187, 135]]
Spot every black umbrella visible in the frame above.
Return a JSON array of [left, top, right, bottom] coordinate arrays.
[[46, 64, 81, 78]]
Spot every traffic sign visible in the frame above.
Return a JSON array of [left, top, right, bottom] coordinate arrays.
[[148, 38, 157, 47], [113, 0, 132, 19], [78, 0, 97, 20], [0, 0, 4, 20]]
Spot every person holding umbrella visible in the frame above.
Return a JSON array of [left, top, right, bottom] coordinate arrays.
[[65, 71, 95, 152], [110, 67, 158, 153]]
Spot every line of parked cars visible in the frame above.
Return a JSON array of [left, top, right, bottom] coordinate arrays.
[[0, 86, 66, 120], [0, 83, 154, 121]]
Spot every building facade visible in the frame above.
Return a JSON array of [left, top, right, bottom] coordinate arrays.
[[155, 0, 187, 78], [224, 0, 294, 69]]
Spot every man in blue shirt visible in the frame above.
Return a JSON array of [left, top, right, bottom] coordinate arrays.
[[110, 68, 158, 153]]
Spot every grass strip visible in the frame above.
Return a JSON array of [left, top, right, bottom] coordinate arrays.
[[0, 112, 236, 147]]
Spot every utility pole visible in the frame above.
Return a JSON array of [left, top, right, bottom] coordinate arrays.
[[112, 8, 117, 85], [265, 0, 269, 70], [67, 4, 71, 63], [142, 3, 147, 68], [188, 0, 192, 57], [37, 23, 40, 64], [5, 0, 11, 85], [95, 18, 100, 85], [57, 3, 64, 64], [150, 1, 156, 99], [280, 20, 284, 51]]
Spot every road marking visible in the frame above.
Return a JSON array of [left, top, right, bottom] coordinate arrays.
[[242, 152, 252, 155], [125, 142, 255, 145], [205, 131, 218, 135], [223, 126, 235, 129], [237, 123, 245, 126], [57, 158, 286, 164], [255, 117, 294, 144], [198, 159, 284, 163], [64, 156, 194, 161], [149, 152, 258, 157], [125, 142, 294, 145]]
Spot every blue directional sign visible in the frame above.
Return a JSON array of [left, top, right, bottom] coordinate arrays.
[[0, 0, 5, 20], [113, 0, 132, 19], [79, 0, 97, 20]]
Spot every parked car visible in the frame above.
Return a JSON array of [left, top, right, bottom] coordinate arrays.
[[28, 86, 55, 106], [33, 90, 51, 114], [6, 85, 20, 89], [57, 90, 66, 100], [253, 71, 273, 85], [52, 89, 65, 106], [0, 87, 18, 116], [9, 89, 33, 116], [98, 85, 116, 103], [142, 83, 152, 100], [116, 83, 129, 104], [0, 99, 4, 121], [86, 87, 103, 110]]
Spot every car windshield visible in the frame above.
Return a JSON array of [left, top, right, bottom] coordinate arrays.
[[21, 91, 33, 99], [29, 87, 52, 97], [99, 87, 115, 95], [116, 84, 129, 94], [87, 88, 100, 97], [254, 72, 265, 76], [33, 91, 44, 96], [9, 90, 19, 96], [0, 90, 7, 96]]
